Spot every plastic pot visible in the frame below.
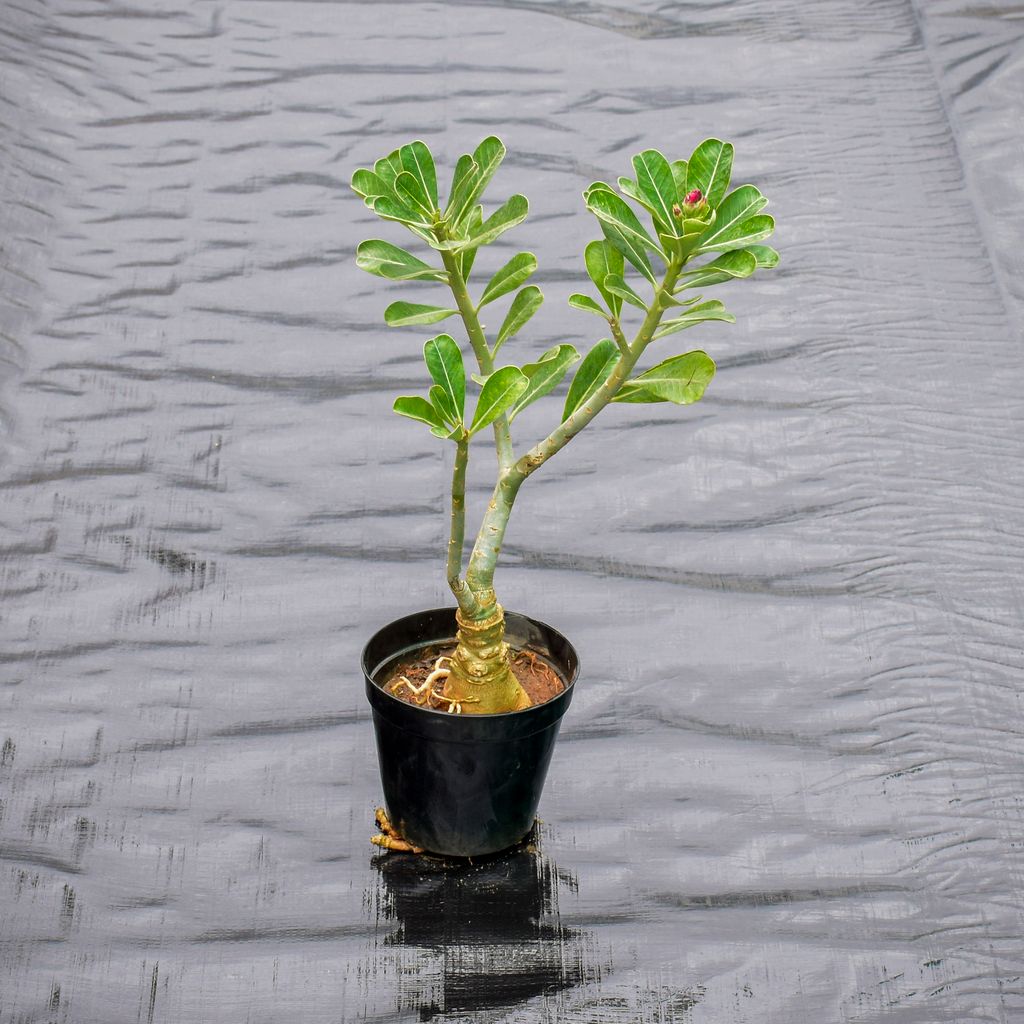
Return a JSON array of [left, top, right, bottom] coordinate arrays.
[[362, 607, 579, 857]]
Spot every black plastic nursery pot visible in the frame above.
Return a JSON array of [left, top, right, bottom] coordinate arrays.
[[362, 607, 579, 857]]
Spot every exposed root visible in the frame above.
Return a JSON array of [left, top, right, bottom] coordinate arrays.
[[388, 674, 429, 703], [388, 656, 472, 713], [431, 692, 464, 714], [371, 807, 424, 854]]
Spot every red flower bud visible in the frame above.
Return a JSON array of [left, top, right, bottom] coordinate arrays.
[[684, 189, 703, 205]]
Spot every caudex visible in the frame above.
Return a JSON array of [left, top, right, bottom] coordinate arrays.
[[352, 137, 777, 715]]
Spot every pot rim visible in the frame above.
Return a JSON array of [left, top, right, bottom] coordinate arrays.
[[361, 605, 579, 722]]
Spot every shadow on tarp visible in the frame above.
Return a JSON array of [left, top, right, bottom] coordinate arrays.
[[369, 826, 597, 1018]]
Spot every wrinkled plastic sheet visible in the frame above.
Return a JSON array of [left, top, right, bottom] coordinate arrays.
[[1, 1, 1023, 1021]]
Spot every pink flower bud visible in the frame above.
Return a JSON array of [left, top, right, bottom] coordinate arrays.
[[684, 189, 703, 205]]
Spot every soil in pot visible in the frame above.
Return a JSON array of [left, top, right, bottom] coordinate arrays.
[[381, 643, 564, 712]]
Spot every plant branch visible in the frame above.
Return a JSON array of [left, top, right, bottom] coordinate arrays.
[[446, 435, 481, 616], [516, 257, 684, 480], [609, 316, 629, 356], [461, 257, 684, 595], [447, 436, 468, 585], [463, 470, 524, 597], [439, 248, 515, 472]]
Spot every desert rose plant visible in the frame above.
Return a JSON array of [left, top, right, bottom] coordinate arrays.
[[351, 137, 777, 714]]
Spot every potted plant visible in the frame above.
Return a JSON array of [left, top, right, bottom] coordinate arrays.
[[352, 136, 777, 856]]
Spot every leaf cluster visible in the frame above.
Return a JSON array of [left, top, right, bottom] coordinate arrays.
[[566, 139, 777, 408], [351, 136, 778, 438]]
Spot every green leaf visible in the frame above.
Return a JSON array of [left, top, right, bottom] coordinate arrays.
[[584, 180, 616, 202], [478, 252, 537, 307], [400, 141, 438, 209], [677, 249, 757, 290], [747, 244, 780, 268], [374, 150, 403, 190], [458, 194, 528, 250], [394, 171, 434, 217], [568, 293, 607, 317], [585, 239, 625, 315], [457, 206, 483, 279], [658, 291, 706, 309], [632, 149, 678, 233], [495, 285, 543, 352], [586, 188, 665, 258], [393, 395, 446, 431], [600, 221, 656, 286], [351, 168, 392, 200], [469, 365, 528, 435], [468, 136, 506, 205], [509, 344, 580, 421], [695, 185, 768, 251], [384, 301, 459, 327], [445, 154, 479, 226], [616, 176, 652, 212], [372, 195, 433, 230], [603, 273, 647, 311], [587, 199, 657, 284], [670, 160, 688, 200], [423, 334, 465, 420], [429, 384, 458, 426], [614, 350, 715, 405], [653, 299, 735, 339], [686, 139, 734, 210], [563, 338, 619, 422], [355, 240, 446, 282], [699, 214, 774, 253]]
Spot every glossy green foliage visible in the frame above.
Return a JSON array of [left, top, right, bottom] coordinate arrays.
[[384, 301, 457, 327], [424, 334, 465, 423], [579, 138, 776, 291], [356, 240, 446, 282], [654, 300, 735, 340], [478, 253, 537, 307], [631, 149, 678, 235], [563, 339, 619, 422], [393, 333, 467, 440], [509, 344, 580, 422], [393, 395, 448, 433], [685, 139, 734, 210], [614, 351, 716, 405], [584, 240, 624, 316], [458, 195, 529, 251], [495, 285, 543, 352], [470, 366, 529, 436], [353, 135, 778, 446]]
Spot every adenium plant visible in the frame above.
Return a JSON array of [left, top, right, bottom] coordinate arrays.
[[352, 137, 777, 715]]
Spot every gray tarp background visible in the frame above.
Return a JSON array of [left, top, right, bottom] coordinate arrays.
[[1, 1, 1023, 1021]]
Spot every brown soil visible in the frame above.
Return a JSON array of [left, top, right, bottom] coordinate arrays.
[[381, 643, 565, 712]]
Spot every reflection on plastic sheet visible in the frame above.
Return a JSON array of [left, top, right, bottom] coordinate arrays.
[[370, 832, 595, 1018]]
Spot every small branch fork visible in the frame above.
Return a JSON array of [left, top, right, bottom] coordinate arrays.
[[435, 211, 685, 609], [460, 257, 685, 598]]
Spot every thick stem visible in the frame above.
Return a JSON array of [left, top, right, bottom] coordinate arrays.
[[465, 470, 524, 595], [447, 259, 683, 714], [446, 437, 468, 584], [443, 600, 529, 714], [439, 248, 515, 472], [445, 474, 528, 714], [446, 437, 481, 618]]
